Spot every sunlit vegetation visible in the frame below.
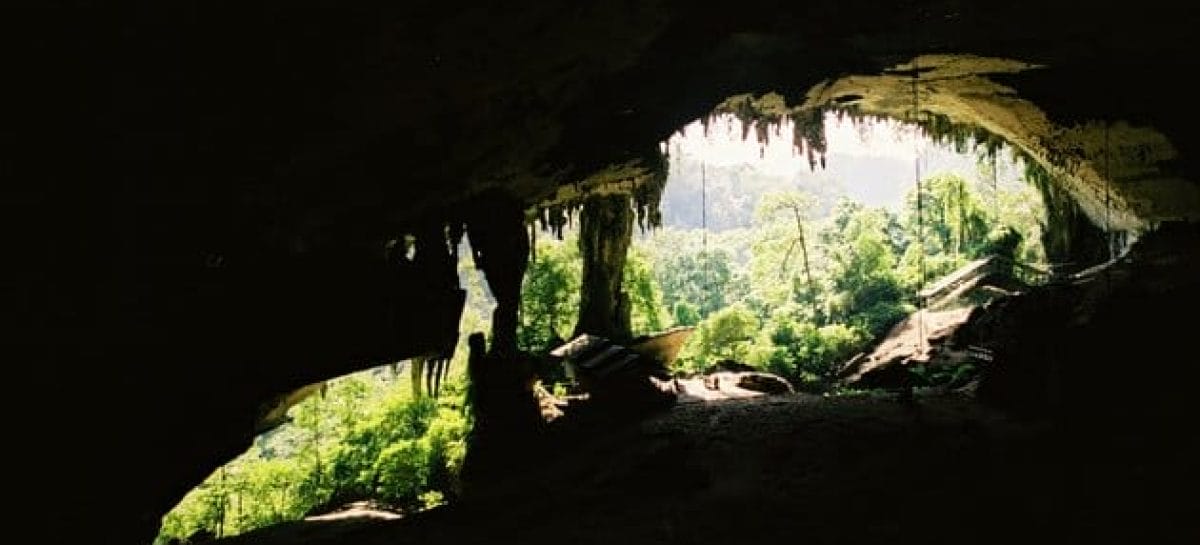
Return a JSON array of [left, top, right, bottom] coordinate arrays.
[[156, 374, 469, 543], [520, 158, 1047, 392], [156, 250, 496, 543], [660, 167, 1046, 390], [518, 241, 667, 354], [159, 119, 1049, 543]]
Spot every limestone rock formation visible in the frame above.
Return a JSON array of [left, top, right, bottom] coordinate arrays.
[[14, 2, 1200, 542]]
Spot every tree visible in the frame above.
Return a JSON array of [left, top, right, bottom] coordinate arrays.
[[675, 304, 760, 373], [158, 247, 490, 544], [899, 173, 993, 283], [672, 301, 701, 326], [519, 236, 673, 349], [622, 247, 671, 334], [754, 191, 818, 317], [517, 239, 580, 352], [158, 372, 472, 543], [654, 247, 733, 320], [815, 201, 910, 335]]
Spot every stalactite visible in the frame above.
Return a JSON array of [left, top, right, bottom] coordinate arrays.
[[792, 116, 808, 159], [713, 93, 789, 149], [781, 106, 832, 172], [528, 221, 537, 263], [632, 146, 668, 233], [897, 110, 1029, 170], [804, 107, 827, 171], [550, 205, 564, 238], [574, 193, 634, 343], [530, 200, 582, 240], [537, 204, 567, 239], [755, 122, 769, 146]]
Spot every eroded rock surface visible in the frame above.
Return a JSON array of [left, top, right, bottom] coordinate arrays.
[[19, 3, 1200, 542]]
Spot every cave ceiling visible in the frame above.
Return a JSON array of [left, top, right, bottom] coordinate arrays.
[[21, 2, 1200, 543], [721, 54, 1199, 231], [57, 0, 1200, 255]]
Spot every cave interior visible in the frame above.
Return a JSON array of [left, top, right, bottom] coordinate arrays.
[[13, 1, 1200, 543]]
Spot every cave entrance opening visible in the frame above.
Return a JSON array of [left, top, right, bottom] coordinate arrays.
[[155, 236, 497, 544], [520, 106, 1052, 403]]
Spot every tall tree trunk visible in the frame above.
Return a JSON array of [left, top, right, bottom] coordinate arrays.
[[793, 209, 817, 319]]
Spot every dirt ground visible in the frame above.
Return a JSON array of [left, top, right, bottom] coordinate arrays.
[[214, 390, 1197, 545], [207, 226, 1200, 545]]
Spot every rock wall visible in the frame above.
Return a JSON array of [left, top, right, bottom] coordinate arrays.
[[574, 194, 635, 343], [13, 2, 1200, 542], [467, 196, 531, 357]]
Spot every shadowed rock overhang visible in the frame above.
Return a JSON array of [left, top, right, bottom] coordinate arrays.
[[13, 1, 1200, 543]]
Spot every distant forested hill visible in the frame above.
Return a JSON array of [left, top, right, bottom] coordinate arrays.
[[660, 159, 846, 231], [660, 144, 1012, 231]]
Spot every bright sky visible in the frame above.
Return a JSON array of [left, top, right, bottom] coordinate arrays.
[[661, 113, 1020, 215], [667, 113, 926, 178]]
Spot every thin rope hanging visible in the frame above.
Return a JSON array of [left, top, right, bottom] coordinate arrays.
[[1104, 121, 1115, 261], [701, 161, 707, 252], [991, 152, 999, 223], [911, 55, 927, 351], [1102, 121, 1112, 293], [912, 62, 924, 290], [701, 161, 711, 300]]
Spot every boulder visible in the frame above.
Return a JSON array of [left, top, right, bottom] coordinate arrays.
[[703, 370, 794, 395]]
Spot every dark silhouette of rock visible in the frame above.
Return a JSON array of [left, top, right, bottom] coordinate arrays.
[[713, 359, 757, 373], [734, 372, 795, 395], [19, 3, 1200, 542]]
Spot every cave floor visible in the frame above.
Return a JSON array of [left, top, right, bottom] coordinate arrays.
[[217, 392, 1196, 545]]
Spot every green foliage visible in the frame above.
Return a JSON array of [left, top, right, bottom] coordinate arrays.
[[672, 300, 702, 326], [654, 248, 733, 320], [519, 236, 673, 351], [897, 173, 990, 286], [652, 171, 1044, 389], [744, 316, 866, 391], [994, 177, 1048, 266], [162, 152, 1054, 543], [820, 200, 910, 334], [423, 407, 469, 495], [750, 192, 820, 316], [518, 239, 581, 352], [373, 439, 430, 502], [160, 240, 495, 543], [623, 247, 671, 334], [676, 304, 760, 373], [419, 490, 447, 510], [159, 366, 472, 543]]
